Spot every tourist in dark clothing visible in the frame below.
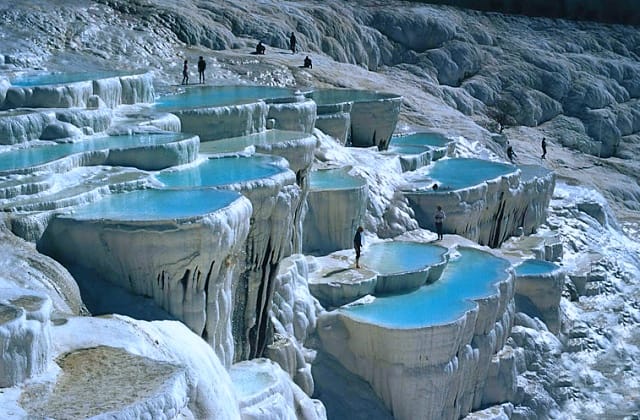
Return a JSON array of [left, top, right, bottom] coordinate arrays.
[[541, 137, 547, 159], [256, 41, 266, 55], [303, 55, 312, 68], [354, 226, 364, 268], [181, 60, 189, 85], [289, 32, 297, 54], [197, 56, 206, 84], [434, 206, 445, 241], [506, 142, 516, 163]]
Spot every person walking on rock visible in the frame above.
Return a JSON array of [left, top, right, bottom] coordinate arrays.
[[354, 226, 364, 268], [197, 56, 206, 84], [181, 60, 189, 85], [434, 206, 445, 241], [506, 141, 516, 163], [289, 32, 297, 54], [541, 137, 547, 159]]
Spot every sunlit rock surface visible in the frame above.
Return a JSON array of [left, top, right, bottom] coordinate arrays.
[[230, 358, 326, 420], [0, 289, 52, 388]]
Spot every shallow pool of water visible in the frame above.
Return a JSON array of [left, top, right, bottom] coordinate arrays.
[[422, 158, 516, 190], [155, 155, 288, 188], [62, 189, 241, 221], [387, 144, 430, 155], [514, 259, 559, 276], [390, 132, 450, 148], [154, 85, 298, 110], [360, 241, 447, 276], [0, 133, 191, 172], [345, 247, 511, 328], [11, 71, 132, 87], [309, 168, 366, 190]]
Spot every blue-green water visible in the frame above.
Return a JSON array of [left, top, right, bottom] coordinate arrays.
[[11, 71, 132, 87], [0, 133, 191, 172], [344, 247, 511, 328], [360, 241, 447, 275], [62, 189, 241, 221], [390, 132, 450, 147], [154, 85, 298, 110], [425, 158, 516, 190], [306, 88, 399, 105], [155, 155, 288, 188], [199, 130, 310, 154], [514, 259, 559, 276], [387, 144, 430, 155], [309, 169, 366, 190]]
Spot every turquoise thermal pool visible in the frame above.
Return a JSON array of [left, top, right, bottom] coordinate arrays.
[[155, 155, 288, 188], [309, 168, 366, 190], [11, 71, 133, 87], [61, 189, 242, 221], [306, 88, 399, 105], [0, 133, 192, 172], [387, 144, 430, 155], [344, 247, 511, 328], [414, 158, 517, 191], [199, 130, 310, 154], [514, 259, 559, 276], [390, 132, 450, 148], [360, 241, 447, 276], [154, 85, 300, 110]]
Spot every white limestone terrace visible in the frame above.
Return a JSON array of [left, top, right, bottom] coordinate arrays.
[[154, 85, 316, 141], [37, 188, 252, 367], [303, 167, 368, 255], [513, 259, 564, 334], [0, 107, 113, 145], [1, 70, 154, 109], [305, 89, 402, 150], [403, 157, 555, 247], [152, 153, 306, 362], [0, 132, 200, 176], [308, 239, 449, 308], [199, 129, 317, 182], [318, 245, 515, 419], [386, 131, 456, 172], [230, 358, 326, 419]]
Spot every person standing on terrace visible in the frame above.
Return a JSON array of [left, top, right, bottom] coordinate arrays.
[[197, 56, 206, 84], [354, 226, 364, 269], [434, 206, 445, 241], [289, 32, 297, 53], [181, 60, 189, 85], [541, 137, 547, 159]]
